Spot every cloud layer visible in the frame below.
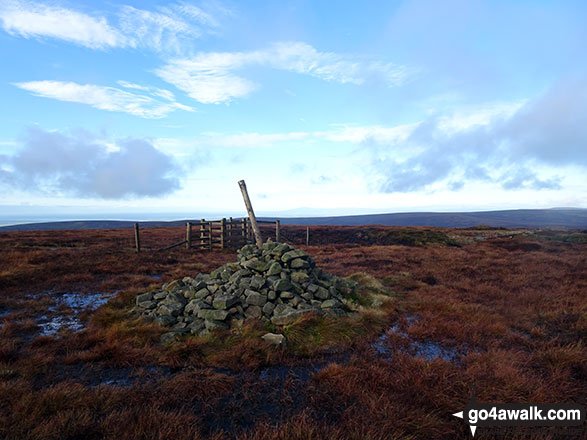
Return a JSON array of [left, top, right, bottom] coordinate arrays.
[[156, 42, 411, 104], [0, 0, 225, 52], [14, 80, 193, 118], [372, 78, 587, 192], [1, 127, 181, 198]]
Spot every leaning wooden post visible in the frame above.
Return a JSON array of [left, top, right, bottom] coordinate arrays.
[[200, 219, 205, 249], [238, 180, 263, 248], [134, 223, 141, 253], [220, 218, 226, 249], [186, 222, 191, 249], [306, 226, 310, 245], [275, 219, 280, 242]]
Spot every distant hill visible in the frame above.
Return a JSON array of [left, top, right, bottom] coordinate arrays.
[[264, 208, 587, 229], [0, 208, 586, 232]]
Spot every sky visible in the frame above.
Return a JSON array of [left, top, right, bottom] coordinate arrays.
[[0, 0, 586, 221]]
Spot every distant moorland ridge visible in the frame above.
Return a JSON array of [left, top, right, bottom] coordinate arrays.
[[1, 208, 586, 231]]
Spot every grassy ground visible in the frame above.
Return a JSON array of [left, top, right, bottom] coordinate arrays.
[[0, 226, 585, 439]]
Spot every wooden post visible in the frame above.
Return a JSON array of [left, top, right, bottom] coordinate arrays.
[[276, 220, 280, 242], [306, 226, 310, 246], [228, 217, 233, 247], [208, 221, 212, 250], [134, 223, 141, 253], [186, 222, 191, 249], [220, 218, 226, 249], [237, 180, 263, 248], [200, 219, 205, 249], [241, 217, 247, 244]]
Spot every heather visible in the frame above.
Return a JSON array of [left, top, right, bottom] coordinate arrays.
[[0, 226, 585, 439]]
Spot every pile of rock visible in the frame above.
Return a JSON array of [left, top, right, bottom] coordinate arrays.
[[133, 241, 358, 341]]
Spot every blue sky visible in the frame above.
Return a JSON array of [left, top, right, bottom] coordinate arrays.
[[0, 0, 586, 220]]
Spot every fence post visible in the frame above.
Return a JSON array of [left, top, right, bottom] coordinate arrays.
[[229, 217, 233, 246], [200, 219, 205, 249], [220, 218, 226, 249], [208, 221, 212, 250], [306, 226, 310, 245], [134, 223, 141, 253], [242, 217, 247, 243], [276, 220, 280, 242], [186, 222, 191, 249]]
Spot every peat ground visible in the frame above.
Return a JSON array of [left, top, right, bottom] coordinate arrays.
[[0, 225, 585, 439]]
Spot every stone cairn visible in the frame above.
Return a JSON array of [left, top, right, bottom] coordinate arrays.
[[133, 241, 358, 343]]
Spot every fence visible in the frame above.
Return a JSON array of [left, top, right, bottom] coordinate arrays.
[[134, 218, 281, 252]]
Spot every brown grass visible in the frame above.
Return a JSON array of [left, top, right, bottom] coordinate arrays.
[[0, 225, 585, 439]]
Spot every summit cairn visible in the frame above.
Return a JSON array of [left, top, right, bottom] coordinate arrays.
[[133, 241, 358, 341]]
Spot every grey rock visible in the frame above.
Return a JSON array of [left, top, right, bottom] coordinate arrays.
[[315, 286, 330, 300], [245, 305, 262, 319], [205, 319, 230, 331], [320, 299, 341, 309], [290, 258, 310, 269], [262, 302, 275, 316], [197, 309, 229, 321], [266, 261, 282, 276], [189, 319, 206, 334], [137, 300, 156, 310], [162, 280, 182, 291], [301, 292, 314, 301], [155, 316, 177, 327], [279, 291, 295, 299], [163, 291, 187, 306], [185, 299, 208, 315], [273, 279, 292, 292], [153, 292, 167, 300], [262, 333, 286, 346], [281, 250, 300, 263], [307, 283, 319, 293], [243, 259, 268, 272], [194, 288, 210, 299], [246, 291, 267, 307], [157, 303, 184, 317], [250, 275, 266, 290], [213, 295, 239, 310], [136, 292, 153, 305], [291, 271, 309, 284]]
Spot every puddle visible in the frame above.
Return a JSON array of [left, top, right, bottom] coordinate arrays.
[[373, 315, 466, 363], [37, 314, 85, 335], [33, 291, 116, 336], [409, 340, 459, 362], [0, 308, 9, 328]]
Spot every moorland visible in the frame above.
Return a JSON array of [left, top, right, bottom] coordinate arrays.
[[0, 225, 585, 439]]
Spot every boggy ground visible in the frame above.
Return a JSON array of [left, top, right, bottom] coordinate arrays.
[[0, 226, 585, 439]]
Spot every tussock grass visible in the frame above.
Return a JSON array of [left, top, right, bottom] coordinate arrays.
[[0, 226, 585, 439]]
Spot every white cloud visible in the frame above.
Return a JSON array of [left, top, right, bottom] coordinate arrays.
[[0, 1, 230, 52], [117, 4, 201, 53], [156, 42, 411, 104], [156, 55, 258, 104], [116, 80, 176, 101], [0, 0, 125, 49], [14, 80, 194, 118], [1, 127, 182, 198]]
